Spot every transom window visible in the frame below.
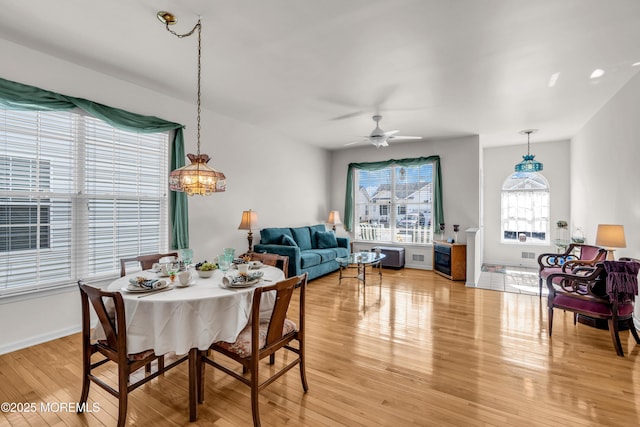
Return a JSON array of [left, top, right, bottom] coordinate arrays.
[[501, 172, 549, 244], [0, 108, 169, 296], [354, 163, 433, 244]]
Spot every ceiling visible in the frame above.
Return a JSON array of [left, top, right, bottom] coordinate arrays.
[[2, 0, 640, 149]]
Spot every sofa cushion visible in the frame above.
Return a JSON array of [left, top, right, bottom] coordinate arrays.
[[307, 249, 338, 263], [300, 251, 322, 268], [260, 227, 293, 245], [333, 247, 349, 258], [315, 231, 338, 249], [281, 235, 297, 246], [309, 224, 327, 248], [291, 227, 312, 251]]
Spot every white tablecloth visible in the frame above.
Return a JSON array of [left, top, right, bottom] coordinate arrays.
[[100, 266, 284, 355]]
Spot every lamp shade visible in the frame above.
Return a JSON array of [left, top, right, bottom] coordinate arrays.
[[327, 210, 342, 225], [595, 224, 626, 248], [238, 209, 258, 230]]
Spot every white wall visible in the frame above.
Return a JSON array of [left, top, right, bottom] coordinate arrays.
[[0, 39, 331, 354], [570, 72, 640, 326], [482, 139, 571, 267], [330, 135, 481, 270]]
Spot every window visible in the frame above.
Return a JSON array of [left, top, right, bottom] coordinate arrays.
[[501, 172, 549, 244], [0, 108, 169, 296], [354, 163, 433, 244]]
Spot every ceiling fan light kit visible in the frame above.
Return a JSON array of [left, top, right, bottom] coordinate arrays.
[[345, 115, 422, 148]]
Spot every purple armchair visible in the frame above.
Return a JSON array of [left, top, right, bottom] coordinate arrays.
[[546, 260, 640, 356], [538, 244, 607, 298]]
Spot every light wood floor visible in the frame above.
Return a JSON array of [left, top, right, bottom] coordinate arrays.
[[2, 268, 640, 426]]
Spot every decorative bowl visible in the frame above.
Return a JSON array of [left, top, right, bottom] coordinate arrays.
[[197, 270, 214, 278]]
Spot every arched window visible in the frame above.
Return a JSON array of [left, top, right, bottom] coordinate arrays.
[[501, 172, 549, 244]]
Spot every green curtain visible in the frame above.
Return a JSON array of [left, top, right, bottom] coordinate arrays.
[[343, 156, 443, 232], [0, 77, 189, 249]]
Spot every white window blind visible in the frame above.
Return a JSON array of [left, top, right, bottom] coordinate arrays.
[[0, 108, 169, 296], [354, 163, 433, 244]]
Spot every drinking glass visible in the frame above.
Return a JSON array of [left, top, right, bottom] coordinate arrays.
[[223, 248, 235, 260], [217, 255, 231, 273], [179, 248, 194, 266]]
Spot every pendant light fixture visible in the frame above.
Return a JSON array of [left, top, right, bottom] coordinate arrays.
[[158, 11, 226, 195], [514, 129, 543, 173]]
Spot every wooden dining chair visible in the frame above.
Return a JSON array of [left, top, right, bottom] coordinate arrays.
[[245, 252, 289, 278], [77, 281, 188, 427], [119, 252, 178, 277], [198, 273, 308, 427]]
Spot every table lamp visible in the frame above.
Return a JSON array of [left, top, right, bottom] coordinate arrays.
[[327, 210, 342, 232], [595, 224, 626, 260], [238, 209, 258, 253]]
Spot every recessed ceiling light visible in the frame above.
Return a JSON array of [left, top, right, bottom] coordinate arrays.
[[632, 62, 640, 67], [548, 72, 560, 87], [590, 69, 605, 79]]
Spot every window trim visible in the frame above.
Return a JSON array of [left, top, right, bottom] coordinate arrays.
[[500, 171, 550, 245], [344, 156, 444, 233]]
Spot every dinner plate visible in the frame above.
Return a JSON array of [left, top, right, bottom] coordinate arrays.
[[122, 281, 170, 293], [230, 278, 260, 287]]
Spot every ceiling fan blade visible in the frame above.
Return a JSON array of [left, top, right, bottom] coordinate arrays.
[[389, 135, 422, 140], [331, 111, 365, 121], [344, 139, 367, 146]]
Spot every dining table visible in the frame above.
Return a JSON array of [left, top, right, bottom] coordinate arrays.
[[100, 264, 285, 421]]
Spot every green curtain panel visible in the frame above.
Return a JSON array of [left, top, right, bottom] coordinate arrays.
[[0, 77, 189, 249], [343, 156, 443, 232]]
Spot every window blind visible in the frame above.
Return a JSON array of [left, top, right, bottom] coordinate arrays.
[[0, 108, 169, 296]]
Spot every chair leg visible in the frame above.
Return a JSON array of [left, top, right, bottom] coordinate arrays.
[[629, 321, 640, 344], [78, 355, 91, 412], [608, 318, 624, 357], [269, 353, 275, 365], [117, 381, 128, 427], [250, 360, 261, 427], [539, 278, 543, 299], [548, 307, 554, 337], [299, 354, 309, 393], [573, 313, 577, 325], [158, 355, 165, 372]]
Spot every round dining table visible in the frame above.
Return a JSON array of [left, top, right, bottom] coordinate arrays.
[[102, 265, 285, 421]]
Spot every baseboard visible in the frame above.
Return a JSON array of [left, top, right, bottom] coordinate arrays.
[[0, 325, 80, 356]]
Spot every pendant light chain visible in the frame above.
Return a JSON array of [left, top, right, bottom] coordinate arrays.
[[161, 12, 226, 195], [164, 19, 202, 156]]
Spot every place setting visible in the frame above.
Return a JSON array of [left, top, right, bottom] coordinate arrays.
[[221, 269, 265, 289]]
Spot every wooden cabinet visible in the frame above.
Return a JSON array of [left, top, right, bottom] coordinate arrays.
[[433, 241, 466, 281]]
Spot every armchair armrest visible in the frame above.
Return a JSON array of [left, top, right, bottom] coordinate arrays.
[[546, 264, 605, 298], [537, 244, 579, 270]]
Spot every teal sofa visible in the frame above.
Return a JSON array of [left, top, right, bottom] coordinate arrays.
[[254, 224, 350, 280]]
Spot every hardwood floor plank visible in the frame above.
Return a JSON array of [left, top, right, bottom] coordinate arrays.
[[2, 269, 640, 426]]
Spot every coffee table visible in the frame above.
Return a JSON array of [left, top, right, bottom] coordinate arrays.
[[336, 252, 386, 286]]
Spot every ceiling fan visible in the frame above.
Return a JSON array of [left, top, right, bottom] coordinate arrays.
[[344, 115, 422, 148]]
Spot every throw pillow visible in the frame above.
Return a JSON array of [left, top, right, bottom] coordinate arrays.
[[281, 234, 298, 246], [315, 231, 338, 249]]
